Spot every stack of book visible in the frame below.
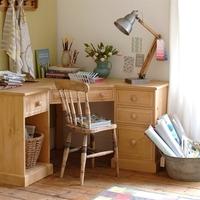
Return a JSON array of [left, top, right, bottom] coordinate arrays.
[[46, 66, 80, 79], [0, 71, 25, 88]]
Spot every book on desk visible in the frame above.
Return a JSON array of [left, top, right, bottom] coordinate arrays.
[[45, 66, 80, 79]]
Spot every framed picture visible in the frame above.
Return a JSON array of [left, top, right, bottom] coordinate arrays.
[[35, 49, 50, 78]]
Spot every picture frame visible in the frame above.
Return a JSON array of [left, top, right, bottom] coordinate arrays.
[[35, 49, 50, 78]]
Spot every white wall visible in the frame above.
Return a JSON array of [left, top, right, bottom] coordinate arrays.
[[57, 0, 170, 81]]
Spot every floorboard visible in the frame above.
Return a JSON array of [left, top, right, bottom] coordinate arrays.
[[1, 153, 200, 200]]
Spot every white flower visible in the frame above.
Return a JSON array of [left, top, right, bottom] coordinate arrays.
[[95, 53, 98, 56], [100, 57, 105, 62], [108, 52, 112, 56], [100, 48, 105, 53], [104, 55, 107, 58]]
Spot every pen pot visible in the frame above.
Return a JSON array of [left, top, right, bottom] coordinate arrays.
[[61, 50, 71, 67]]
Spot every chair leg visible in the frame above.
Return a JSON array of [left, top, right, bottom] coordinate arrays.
[[80, 135, 88, 186], [60, 132, 72, 178], [90, 134, 95, 168], [113, 128, 119, 177]]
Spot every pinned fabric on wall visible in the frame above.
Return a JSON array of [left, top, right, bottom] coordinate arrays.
[[132, 37, 143, 53], [123, 56, 134, 73], [135, 53, 144, 68], [156, 39, 167, 61]]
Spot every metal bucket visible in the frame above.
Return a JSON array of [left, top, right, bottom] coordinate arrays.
[[165, 155, 200, 181]]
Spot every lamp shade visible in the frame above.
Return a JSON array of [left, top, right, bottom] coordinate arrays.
[[114, 10, 138, 35]]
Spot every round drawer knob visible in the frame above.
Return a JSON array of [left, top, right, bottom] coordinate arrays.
[[35, 101, 42, 107], [131, 113, 137, 120], [131, 139, 136, 146], [99, 93, 104, 98], [53, 93, 59, 99], [130, 95, 137, 102]]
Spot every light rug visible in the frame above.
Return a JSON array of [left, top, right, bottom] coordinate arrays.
[[93, 186, 199, 200]]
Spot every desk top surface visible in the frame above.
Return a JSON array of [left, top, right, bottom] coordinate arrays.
[[0, 78, 168, 96]]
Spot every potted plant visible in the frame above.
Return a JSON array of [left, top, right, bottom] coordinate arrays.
[[84, 42, 118, 78]]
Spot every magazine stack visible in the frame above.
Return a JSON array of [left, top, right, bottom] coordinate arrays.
[[76, 114, 111, 129], [0, 71, 25, 89], [145, 114, 200, 158]]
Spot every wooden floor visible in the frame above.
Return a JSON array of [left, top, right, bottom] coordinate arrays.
[[1, 155, 200, 200]]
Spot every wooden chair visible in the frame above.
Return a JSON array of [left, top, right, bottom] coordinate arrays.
[[55, 80, 119, 185]]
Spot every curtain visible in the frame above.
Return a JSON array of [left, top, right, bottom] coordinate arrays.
[[169, 0, 200, 140]]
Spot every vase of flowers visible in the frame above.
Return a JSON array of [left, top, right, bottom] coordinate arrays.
[[84, 42, 118, 78]]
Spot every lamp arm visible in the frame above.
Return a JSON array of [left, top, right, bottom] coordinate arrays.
[[138, 37, 157, 79], [135, 16, 161, 79], [136, 16, 161, 39]]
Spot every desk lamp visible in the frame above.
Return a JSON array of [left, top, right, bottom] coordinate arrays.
[[114, 10, 161, 83]]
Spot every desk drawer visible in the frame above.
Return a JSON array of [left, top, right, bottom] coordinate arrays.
[[25, 92, 48, 117], [118, 126, 154, 161], [117, 90, 154, 108], [50, 89, 114, 103], [116, 107, 153, 125], [89, 89, 114, 102]]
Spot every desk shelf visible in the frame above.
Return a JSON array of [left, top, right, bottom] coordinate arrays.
[[25, 163, 53, 187]]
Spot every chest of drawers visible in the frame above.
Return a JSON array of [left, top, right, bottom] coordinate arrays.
[[115, 84, 168, 172]]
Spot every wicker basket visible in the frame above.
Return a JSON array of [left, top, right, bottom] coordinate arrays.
[[26, 133, 44, 169]]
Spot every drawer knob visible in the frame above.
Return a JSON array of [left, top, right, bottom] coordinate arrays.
[[131, 113, 137, 120], [35, 101, 42, 107], [130, 95, 137, 102], [99, 93, 104, 98], [131, 139, 136, 146]]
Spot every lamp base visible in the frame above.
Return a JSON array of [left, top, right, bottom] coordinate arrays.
[[124, 77, 150, 84]]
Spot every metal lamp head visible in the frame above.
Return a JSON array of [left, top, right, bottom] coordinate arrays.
[[114, 10, 138, 35]]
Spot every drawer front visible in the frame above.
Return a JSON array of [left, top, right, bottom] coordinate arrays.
[[117, 90, 154, 107], [50, 89, 114, 104], [89, 89, 114, 102], [25, 92, 48, 117], [118, 126, 154, 161], [117, 107, 153, 125]]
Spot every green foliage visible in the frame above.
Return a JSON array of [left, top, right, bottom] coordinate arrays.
[[84, 42, 119, 62]]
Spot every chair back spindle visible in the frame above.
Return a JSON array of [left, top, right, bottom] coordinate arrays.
[[85, 93, 91, 129], [59, 90, 72, 124], [77, 92, 84, 126], [55, 80, 91, 128], [69, 91, 77, 125]]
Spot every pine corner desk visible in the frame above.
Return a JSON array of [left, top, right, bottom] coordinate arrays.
[[0, 78, 168, 186]]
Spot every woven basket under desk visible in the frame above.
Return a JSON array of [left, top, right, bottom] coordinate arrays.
[[26, 133, 44, 169]]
